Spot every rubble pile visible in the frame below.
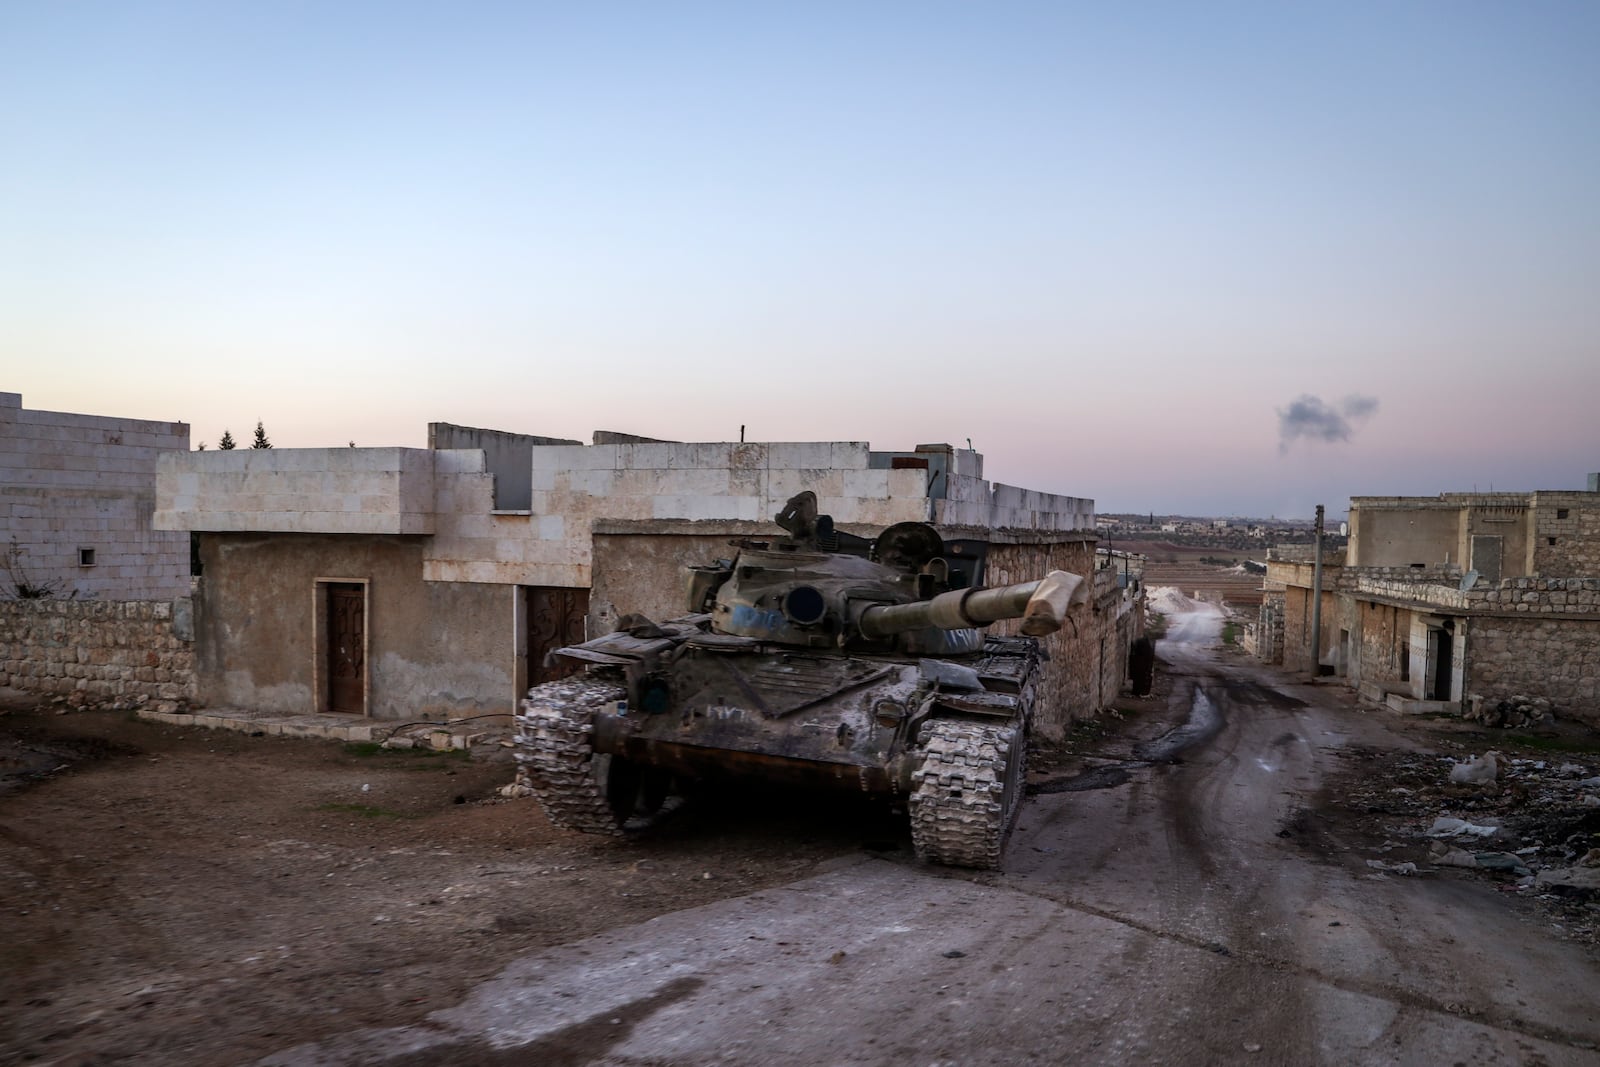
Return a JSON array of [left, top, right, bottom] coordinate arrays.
[[1335, 744, 1600, 944], [1466, 694, 1555, 729]]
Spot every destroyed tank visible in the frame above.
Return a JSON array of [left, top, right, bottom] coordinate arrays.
[[515, 491, 1087, 869]]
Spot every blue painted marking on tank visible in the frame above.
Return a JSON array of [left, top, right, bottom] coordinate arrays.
[[729, 604, 787, 636]]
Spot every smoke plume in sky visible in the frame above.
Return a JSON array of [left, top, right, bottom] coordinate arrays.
[[1277, 394, 1380, 453]]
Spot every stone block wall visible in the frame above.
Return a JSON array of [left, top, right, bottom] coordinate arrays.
[[1254, 593, 1285, 664], [2, 392, 191, 600], [1466, 616, 1600, 727], [0, 598, 195, 707], [1278, 585, 1344, 673], [984, 538, 1115, 739], [1464, 576, 1600, 615], [1530, 494, 1600, 577]]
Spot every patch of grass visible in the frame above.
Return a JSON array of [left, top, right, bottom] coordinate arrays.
[[1221, 622, 1240, 646], [1145, 612, 1169, 640], [315, 802, 416, 820]]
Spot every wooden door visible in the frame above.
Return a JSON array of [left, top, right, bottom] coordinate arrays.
[[528, 587, 589, 686], [327, 583, 366, 713]]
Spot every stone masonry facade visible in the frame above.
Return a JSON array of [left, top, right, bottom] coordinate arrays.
[[1467, 616, 1600, 716], [0, 598, 196, 708], [1262, 487, 1600, 726]]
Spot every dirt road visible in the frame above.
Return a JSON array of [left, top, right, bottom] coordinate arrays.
[[266, 602, 1600, 1066], [5, 600, 1598, 1065]]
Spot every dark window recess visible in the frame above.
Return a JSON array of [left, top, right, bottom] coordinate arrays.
[[1556, 509, 1569, 520], [1548, 537, 1557, 546], [77, 547, 95, 567], [890, 457, 929, 469]]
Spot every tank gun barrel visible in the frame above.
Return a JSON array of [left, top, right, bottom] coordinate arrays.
[[856, 570, 1087, 640]]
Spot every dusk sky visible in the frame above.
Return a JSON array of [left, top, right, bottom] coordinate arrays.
[[4, 2, 1597, 519]]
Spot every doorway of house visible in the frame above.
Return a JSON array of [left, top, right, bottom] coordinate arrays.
[[326, 582, 366, 713], [1426, 624, 1453, 701], [527, 586, 590, 686]]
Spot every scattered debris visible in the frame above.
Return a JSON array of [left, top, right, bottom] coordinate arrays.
[[1331, 741, 1600, 943], [1449, 751, 1502, 786], [1427, 817, 1500, 839], [1467, 694, 1554, 729], [1366, 859, 1419, 875], [1536, 867, 1600, 892]]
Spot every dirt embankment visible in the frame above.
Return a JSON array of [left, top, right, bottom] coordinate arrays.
[[1119, 540, 1267, 612]]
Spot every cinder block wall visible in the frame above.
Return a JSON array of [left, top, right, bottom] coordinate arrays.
[[0, 598, 195, 708], [1, 393, 190, 599]]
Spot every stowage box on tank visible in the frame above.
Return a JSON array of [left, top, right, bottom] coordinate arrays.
[[514, 491, 1088, 869]]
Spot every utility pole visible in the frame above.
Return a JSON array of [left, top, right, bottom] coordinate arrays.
[[1310, 504, 1324, 678]]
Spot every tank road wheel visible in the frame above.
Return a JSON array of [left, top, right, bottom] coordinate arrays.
[[604, 757, 677, 829], [909, 718, 1028, 870], [515, 678, 629, 837]]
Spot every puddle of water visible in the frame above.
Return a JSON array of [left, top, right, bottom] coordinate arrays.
[[1133, 688, 1224, 763], [1028, 764, 1138, 795], [1027, 686, 1229, 796]]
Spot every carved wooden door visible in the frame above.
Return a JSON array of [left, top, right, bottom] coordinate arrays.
[[528, 587, 589, 686], [327, 583, 366, 713]]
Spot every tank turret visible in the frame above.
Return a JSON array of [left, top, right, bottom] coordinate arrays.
[[692, 491, 1087, 651]]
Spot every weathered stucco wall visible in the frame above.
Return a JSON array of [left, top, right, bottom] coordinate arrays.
[[1356, 600, 1409, 694], [590, 526, 757, 632], [195, 533, 513, 720], [1466, 616, 1600, 727], [1349, 505, 1461, 568], [0, 598, 194, 707]]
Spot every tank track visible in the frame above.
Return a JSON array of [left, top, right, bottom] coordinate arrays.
[[909, 718, 1027, 870], [514, 677, 628, 837]]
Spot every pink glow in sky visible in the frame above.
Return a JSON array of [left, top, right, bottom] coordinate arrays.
[[4, 3, 1597, 519]]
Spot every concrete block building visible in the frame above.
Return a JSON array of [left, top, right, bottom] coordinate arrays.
[[1258, 483, 1600, 727], [1, 392, 191, 600], [155, 426, 1137, 737]]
